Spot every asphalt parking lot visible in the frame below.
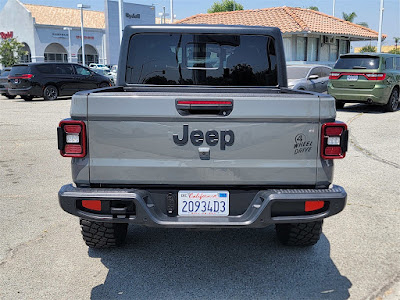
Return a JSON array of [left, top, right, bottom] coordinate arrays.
[[0, 95, 399, 300]]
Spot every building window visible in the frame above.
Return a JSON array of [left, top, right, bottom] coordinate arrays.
[[329, 40, 338, 61], [44, 43, 68, 62], [296, 37, 307, 61], [282, 38, 292, 61], [339, 40, 349, 55], [307, 38, 319, 61], [78, 44, 99, 65]]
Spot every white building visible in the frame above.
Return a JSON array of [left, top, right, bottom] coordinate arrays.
[[0, 0, 155, 66]]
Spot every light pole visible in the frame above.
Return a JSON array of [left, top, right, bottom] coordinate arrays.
[[170, 0, 174, 23], [63, 27, 72, 63], [333, 0, 336, 17], [118, 0, 124, 43], [77, 4, 90, 66], [377, 0, 384, 52]]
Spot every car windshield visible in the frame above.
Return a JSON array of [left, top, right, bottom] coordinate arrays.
[[334, 56, 380, 69], [94, 69, 108, 75], [287, 67, 310, 80], [126, 33, 278, 86]]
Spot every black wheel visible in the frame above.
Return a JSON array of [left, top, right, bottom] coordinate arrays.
[[275, 221, 323, 246], [99, 82, 109, 88], [22, 96, 33, 101], [80, 219, 128, 249], [43, 85, 58, 100], [384, 88, 399, 112], [5, 94, 16, 99], [335, 101, 345, 109]]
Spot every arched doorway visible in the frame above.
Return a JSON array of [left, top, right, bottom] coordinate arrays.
[[20, 43, 31, 63], [78, 44, 99, 65], [44, 43, 68, 62]]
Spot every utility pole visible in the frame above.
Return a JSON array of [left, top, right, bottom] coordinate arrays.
[[377, 0, 384, 52]]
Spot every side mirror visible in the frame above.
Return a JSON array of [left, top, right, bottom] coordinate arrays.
[[308, 74, 319, 80]]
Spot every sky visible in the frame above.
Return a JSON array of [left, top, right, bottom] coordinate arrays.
[[1, 0, 400, 46]]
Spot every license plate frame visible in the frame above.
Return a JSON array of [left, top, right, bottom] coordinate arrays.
[[178, 191, 229, 216], [347, 75, 358, 81]]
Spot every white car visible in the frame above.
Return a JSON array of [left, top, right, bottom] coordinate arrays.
[[287, 65, 331, 93], [89, 63, 110, 72]]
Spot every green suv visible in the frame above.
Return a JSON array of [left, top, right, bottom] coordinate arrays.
[[328, 53, 400, 112]]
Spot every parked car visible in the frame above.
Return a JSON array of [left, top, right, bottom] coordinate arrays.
[[0, 67, 15, 99], [8, 63, 112, 101], [92, 68, 115, 85], [110, 65, 118, 83], [287, 65, 331, 93], [89, 63, 110, 72], [328, 53, 400, 111]]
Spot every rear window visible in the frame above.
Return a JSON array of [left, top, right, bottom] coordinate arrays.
[[1, 70, 10, 76], [9, 65, 30, 76], [126, 33, 278, 86], [334, 56, 380, 69]]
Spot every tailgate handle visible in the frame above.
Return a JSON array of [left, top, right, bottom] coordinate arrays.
[[176, 100, 233, 116]]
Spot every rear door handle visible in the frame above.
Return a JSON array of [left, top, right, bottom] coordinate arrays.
[[176, 100, 233, 116]]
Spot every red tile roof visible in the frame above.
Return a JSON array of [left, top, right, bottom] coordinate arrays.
[[23, 4, 105, 29], [176, 6, 384, 39]]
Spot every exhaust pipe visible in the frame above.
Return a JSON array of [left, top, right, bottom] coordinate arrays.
[[367, 98, 373, 104]]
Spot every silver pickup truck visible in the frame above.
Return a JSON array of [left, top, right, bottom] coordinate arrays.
[[58, 25, 348, 249]]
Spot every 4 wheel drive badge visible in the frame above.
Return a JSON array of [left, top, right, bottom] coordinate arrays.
[[173, 124, 235, 150]]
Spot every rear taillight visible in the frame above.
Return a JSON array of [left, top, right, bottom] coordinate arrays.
[[365, 73, 386, 80], [57, 120, 86, 157], [321, 122, 348, 159], [329, 72, 341, 80], [8, 74, 34, 79]]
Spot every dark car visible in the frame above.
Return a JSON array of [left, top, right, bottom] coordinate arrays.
[[0, 67, 15, 99], [7, 63, 112, 101]]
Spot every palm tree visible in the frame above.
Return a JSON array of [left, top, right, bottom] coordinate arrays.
[[342, 12, 357, 23], [357, 22, 369, 28], [308, 6, 319, 11], [394, 37, 400, 50]]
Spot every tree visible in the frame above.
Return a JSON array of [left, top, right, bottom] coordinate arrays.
[[207, 0, 243, 13], [359, 45, 377, 53], [342, 12, 357, 22], [308, 6, 319, 11], [394, 37, 400, 50], [389, 48, 400, 54], [0, 37, 27, 67], [357, 22, 369, 28]]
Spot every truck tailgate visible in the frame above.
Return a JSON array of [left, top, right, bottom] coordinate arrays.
[[86, 92, 326, 186]]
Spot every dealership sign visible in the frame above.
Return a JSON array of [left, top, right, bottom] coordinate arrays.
[[76, 35, 95, 40], [0, 31, 13, 39], [126, 13, 140, 19]]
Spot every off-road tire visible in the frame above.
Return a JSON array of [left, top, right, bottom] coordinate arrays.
[[384, 88, 399, 112], [275, 221, 323, 246], [335, 101, 345, 109], [22, 96, 33, 101], [5, 94, 16, 99], [80, 219, 128, 249], [43, 85, 58, 101]]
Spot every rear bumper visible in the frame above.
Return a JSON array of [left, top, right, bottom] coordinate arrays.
[[0, 87, 8, 94], [58, 184, 347, 228], [8, 86, 41, 97], [328, 84, 390, 105]]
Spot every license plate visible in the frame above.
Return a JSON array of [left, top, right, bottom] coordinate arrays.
[[347, 75, 358, 81], [178, 191, 229, 216]]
